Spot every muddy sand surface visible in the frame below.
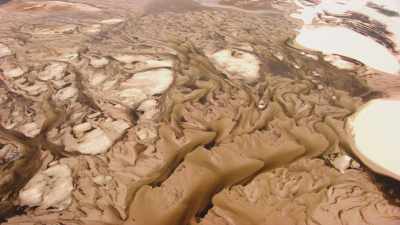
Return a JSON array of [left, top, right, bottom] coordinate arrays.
[[0, 0, 399, 225]]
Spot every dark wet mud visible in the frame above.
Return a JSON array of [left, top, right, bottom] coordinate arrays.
[[0, 0, 399, 225]]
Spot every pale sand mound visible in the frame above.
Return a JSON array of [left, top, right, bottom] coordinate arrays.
[[348, 99, 400, 180], [295, 26, 400, 74]]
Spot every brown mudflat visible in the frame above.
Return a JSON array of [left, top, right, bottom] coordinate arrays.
[[0, 1, 399, 225]]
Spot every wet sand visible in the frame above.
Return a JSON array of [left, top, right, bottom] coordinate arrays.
[[0, 0, 399, 224]]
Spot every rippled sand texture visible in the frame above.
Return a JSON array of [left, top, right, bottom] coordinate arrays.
[[0, 0, 399, 225]]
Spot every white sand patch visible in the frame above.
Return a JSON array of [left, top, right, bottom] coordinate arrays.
[[81, 24, 102, 34], [210, 49, 261, 82], [348, 99, 400, 180], [293, 0, 400, 45], [292, 0, 363, 25], [18, 122, 42, 138], [100, 18, 125, 25], [112, 54, 174, 69], [291, 0, 400, 74], [54, 86, 78, 102], [112, 54, 138, 64], [38, 62, 67, 81], [193, 0, 277, 14], [331, 155, 352, 173], [138, 99, 159, 120], [2, 66, 24, 78], [121, 68, 174, 96], [113, 88, 148, 108], [295, 26, 400, 74], [89, 56, 109, 68], [67, 120, 130, 155], [31, 24, 77, 35], [0, 43, 12, 58], [324, 55, 357, 70], [19, 164, 74, 210]]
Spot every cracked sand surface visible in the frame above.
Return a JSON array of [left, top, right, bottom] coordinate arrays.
[[0, 0, 400, 225]]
